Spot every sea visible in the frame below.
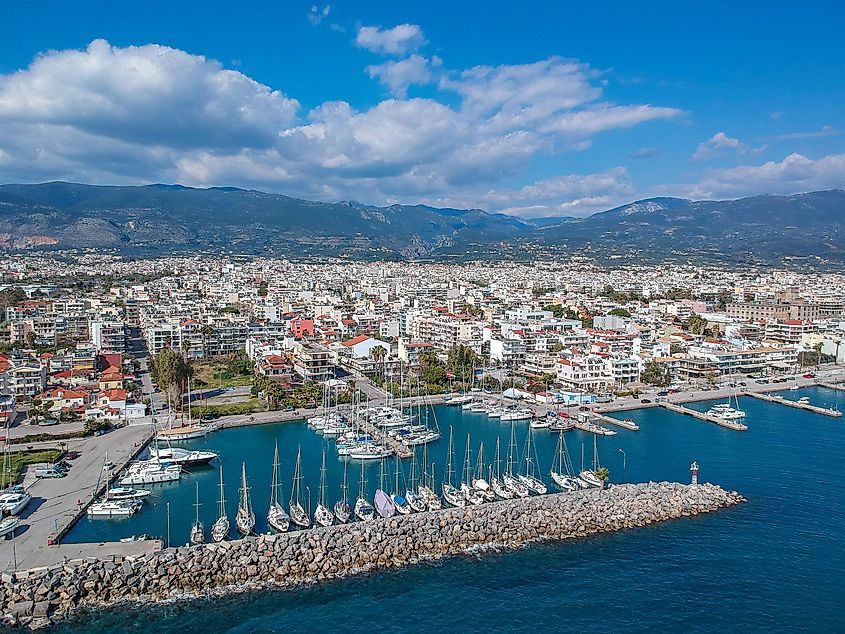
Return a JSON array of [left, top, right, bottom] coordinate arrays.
[[55, 386, 845, 632]]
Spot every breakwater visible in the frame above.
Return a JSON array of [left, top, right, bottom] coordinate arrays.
[[1, 482, 744, 629]]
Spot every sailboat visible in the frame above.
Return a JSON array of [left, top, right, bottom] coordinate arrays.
[[315, 448, 334, 527], [374, 456, 396, 518], [503, 424, 529, 498], [405, 448, 425, 513], [158, 378, 212, 442], [390, 453, 411, 514], [268, 442, 291, 532], [355, 459, 375, 521], [333, 459, 352, 523], [211, 466, 229, 542], [236, 462, 255, 536], [460, 434, 484, 505], [88, 452, 142, 518], [189, 481, 205, 545], [472, 442, 495, 502], [489, 437, 512, 500], [579, 436, 604, 488], [418, 442, 441, 510], [289, 446, 311, 528], [442, 427, 466, 507], [550, 434, 581, 491], [518, 426, 548, 494]]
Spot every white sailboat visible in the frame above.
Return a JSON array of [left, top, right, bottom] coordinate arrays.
[[550, 433, 581, 491], [503, 423, 529, 498], [460, 434, 484, 505], [89, 453, 142, 518], [211, 466, 229, 542], [472, 442, 495, 502], [189, 481, 204, 545], [391, 453, 411, 514], [405, 448, 426, 513], [333, 459, 352, 524], [442, 427, 466, 507], [354, 459, 375, 521], [315, 448, 334, 527], [578, 437, 604, 488], [268, 442, 291, 532], [518, 426, 548, 494], [489, 437, 512, 500], [236, 462, 255, 536], [418, 442, 441, 510], [289, 446, 311, 528]]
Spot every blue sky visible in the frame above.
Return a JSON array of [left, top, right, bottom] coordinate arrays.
[[0, 1, 842, 217]]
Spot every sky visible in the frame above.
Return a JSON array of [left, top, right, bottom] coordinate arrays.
[[0, 1, 843, 218]]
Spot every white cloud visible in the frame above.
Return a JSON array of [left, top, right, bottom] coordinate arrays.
[[307, 5, 331, 25], [366, 55, 439, 98], [692, 131, 743, 160], [0, 40, 687, 216], [771, 125, 839, 141], [356, 24, 426, 56], [629, 147, 661, 159], [674, 153, 845, 199]]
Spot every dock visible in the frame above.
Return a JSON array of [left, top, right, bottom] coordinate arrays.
[[659, 402, 748, 431], [743, 391, 842, 417], [574, 419, 618, 436], [356, 417, 414, 459], [593, 413, 639, 431]]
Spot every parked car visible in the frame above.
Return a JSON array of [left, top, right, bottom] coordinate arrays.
[[803, 373, 815, 379], [34, 466, 67, 479], [641, 398, 652, 404]]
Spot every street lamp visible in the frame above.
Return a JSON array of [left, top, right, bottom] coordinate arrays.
[[619, 448, 626, 470]]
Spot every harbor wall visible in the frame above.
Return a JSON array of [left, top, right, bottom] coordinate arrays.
[[0, 481, 745, 629]]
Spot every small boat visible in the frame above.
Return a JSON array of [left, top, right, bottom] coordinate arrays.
[[149, 445, 218, 467], [211, 466, 229, 542], [87, 499, 141, 518], [529, 418, 551, 429], [490, 438, 513, 499], [797, 396, 811, 405], [460, 433, 484, 505], [374, 457, 396, 518], [236, 462, 256, 536], [578, 437, 605, 489], [268, 441, 291, 533], [107, 487, 151, 500], [0, 516, 19, 538], [355, 459, 375, 521], [314, 449, 334, 527], [391, 454, 411, 514], [118, 461, 181, 486], [189, 481, 205, 545], [472, 443, 495, 503], [0, 489, 31, 516], [503, 423, 529, 497], [289, 446, 311, 529], [550, 434, 581, 491]]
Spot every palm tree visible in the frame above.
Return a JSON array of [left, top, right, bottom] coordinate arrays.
[[370, 345, 387, 379]]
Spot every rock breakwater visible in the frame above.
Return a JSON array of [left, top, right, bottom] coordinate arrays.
[[1, 481, 745, 629]]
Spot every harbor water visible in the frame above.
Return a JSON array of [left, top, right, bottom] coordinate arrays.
[[59, 386, 845, 632]]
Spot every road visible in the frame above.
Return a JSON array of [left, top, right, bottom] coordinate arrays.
[[0, 424, 152, 571]]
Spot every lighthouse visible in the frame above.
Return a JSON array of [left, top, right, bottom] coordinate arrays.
[[690, 461, 699, 485]]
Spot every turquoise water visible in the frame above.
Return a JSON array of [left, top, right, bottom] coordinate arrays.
[[58, 387, 845, 632]]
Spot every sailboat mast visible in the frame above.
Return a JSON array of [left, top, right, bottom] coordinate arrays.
[[319, 449, 327, 506], [218, 466, 226, 518]]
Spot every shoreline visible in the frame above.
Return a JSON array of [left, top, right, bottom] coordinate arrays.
[[0, 481, 745, 629]]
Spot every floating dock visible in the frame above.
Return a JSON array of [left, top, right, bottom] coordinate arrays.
[[574, 419, 618, 436], [743, 391, 842, 417], [592, 413, 640, 431], [659, 402, 748, 431]]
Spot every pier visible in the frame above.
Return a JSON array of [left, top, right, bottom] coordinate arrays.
[[355, 417, 414, 459], [817, 382, 845, 393], [743, 391, 842, 417], [659, 402, 748, 431], [592, 413, 640, 431]]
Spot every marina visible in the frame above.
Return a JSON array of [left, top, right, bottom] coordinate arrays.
[[659, 401, 749, 431]]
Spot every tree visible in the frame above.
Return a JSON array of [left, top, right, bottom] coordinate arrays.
[[608, 308, 631, 318], [0, 286, 25, 313], [84, 419, 111, 435], [447, 344, 479, 382], [685, 315, 708, 335], [596, 466, 610, 482], [641, 361, 670, 387], [24, 331, 37, 348], [27, 399, 51, 425], [150, 347, 193, 409], [669, 343, 685, 355]]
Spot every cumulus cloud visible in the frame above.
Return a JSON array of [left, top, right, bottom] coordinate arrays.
[[0, 40, 687, 215], [356, 24, 426, 56], [692, 131, 743, 160], [366, 55, 440, 98], [673, 153, 845, 199]]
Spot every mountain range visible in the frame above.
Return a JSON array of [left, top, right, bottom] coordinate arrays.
[[0, 181, 843, 264]]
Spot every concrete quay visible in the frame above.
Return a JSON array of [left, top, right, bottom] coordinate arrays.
[[659, 402, 748, 431], [743, 391, 842, 417]]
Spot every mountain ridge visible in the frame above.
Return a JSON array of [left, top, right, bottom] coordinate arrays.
[[0, 182, 843, 263]]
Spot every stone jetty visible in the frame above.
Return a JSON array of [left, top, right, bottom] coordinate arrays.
[[0, 481, 745, 629]]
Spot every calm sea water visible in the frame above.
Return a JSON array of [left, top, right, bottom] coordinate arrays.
[[57, 386, 845, 632]]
